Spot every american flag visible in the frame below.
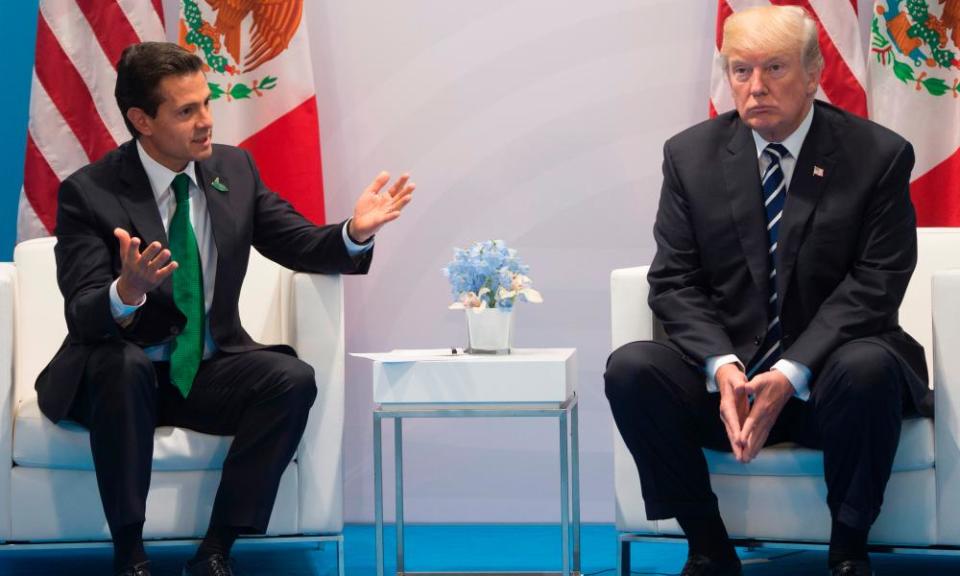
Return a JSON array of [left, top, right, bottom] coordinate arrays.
[[18, 0, 166, 242], [710, 0, 866, 119]]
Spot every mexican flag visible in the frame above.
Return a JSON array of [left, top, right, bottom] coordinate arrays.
[[868, 0, 960, 226], [178, 0, 325, 224]]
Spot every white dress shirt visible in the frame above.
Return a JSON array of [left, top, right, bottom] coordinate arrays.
[[705, 105, 815, 400], [109, 141, 371, 361]]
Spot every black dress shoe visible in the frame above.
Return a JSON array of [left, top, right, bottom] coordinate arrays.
[[830, 559, 874, 575], [680, 553, 743, 576], [182, 553, 235, 576], [116, 560, 151, 576]]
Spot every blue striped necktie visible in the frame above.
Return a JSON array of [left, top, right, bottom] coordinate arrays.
[[748, 143, 789, 377]]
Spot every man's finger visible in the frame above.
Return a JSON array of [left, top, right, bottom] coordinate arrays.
[[387, 173, 410, 197], [115, 228, 131, 259], [390, 182, 415, 204], [139, 241, 163, 264], [390, 192, 414, 212], [127, 236, 142, 264], [366, 171, 391, 195], [155, 261, 178, 279], [147, 249, 171, 271]]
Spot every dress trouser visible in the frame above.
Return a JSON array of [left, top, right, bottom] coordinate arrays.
[[68, 340, 318, 535], [604, 338, 911, 530]]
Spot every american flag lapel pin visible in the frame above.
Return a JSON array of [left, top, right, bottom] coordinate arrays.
[[813, 166, 825, 177]]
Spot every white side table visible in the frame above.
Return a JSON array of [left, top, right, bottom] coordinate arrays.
[[366, 348, 580, 576]]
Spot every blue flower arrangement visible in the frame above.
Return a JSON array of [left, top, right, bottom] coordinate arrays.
[[442, 240, 542, 310]]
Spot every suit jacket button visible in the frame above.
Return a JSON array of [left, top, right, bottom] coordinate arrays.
[[171, 327, 181, 336], [753, 336, 762, 346]]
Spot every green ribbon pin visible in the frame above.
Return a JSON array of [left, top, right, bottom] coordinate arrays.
[[211, 177, 228, 192]]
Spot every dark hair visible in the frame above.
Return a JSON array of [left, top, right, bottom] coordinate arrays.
[[114, 42, 204, 138]]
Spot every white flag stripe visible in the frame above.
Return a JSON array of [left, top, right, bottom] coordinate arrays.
[[808, 0, 866, 87], [28, 74, 90, 180], [17, 187, 50, 244], [727, 0, 770, 11], [117, 0, 164, 43], [38, 0, 128, 145]]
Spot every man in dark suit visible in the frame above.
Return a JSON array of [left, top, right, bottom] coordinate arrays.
[[36, 42, 414, 576], [604, 6, 929, 576]]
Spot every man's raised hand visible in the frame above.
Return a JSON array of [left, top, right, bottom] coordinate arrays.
[[114, 228, 177, 305], [347, 172, 415, 244]]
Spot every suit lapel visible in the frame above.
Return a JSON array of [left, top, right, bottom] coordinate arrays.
[[115, 142, 175, 303], [776, 104, 839, 300], [195, 157, 233, 303], [116, 142, 167, 247], [723, 120, 768, 292]]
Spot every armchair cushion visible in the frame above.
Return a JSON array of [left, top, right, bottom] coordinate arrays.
[[702, 416, 933, 476], [13, 397, 240, 471]]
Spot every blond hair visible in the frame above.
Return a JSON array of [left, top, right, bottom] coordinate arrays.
[[720, 5, 823, 74]]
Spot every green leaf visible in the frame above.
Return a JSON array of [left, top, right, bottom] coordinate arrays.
[[923, 77, 949, 96], [259, 76, 278, 90], [208, 83, 225, 100], [230, 83, 253, 99], [893, 60, 915, 83]]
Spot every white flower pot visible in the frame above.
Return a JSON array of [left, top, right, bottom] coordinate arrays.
[[465, 308, 514, 354]]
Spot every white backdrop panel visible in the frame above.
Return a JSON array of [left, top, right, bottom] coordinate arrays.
[[307, 0, 877, 523]]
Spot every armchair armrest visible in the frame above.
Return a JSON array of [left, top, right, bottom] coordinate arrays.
[[0, 263, 15, 541], [933, 270, 960, 544], [287, 272, 344, 535], [611, 266, 653, 350]]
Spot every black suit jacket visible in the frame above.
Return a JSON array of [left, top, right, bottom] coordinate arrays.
[[36, 141, 372, 422], [648, 101, 932, 416]]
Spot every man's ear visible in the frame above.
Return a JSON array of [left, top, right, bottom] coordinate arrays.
[[126, 107, 152, 137]]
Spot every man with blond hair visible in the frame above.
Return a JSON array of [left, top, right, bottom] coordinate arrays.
[[605, 6, 930, 576]]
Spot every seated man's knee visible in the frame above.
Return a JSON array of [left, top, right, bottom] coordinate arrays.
[[819, 341, 901, 405], [604, 341, 671, 402], [275, 357, 318, 408], [85, 341, 155, 395]]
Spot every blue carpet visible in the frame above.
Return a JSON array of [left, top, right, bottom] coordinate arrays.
[[0, 524, 958, 575]]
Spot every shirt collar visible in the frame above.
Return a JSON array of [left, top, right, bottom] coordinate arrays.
[[135, 139, 199, 201], [751, 103, 815, 161]]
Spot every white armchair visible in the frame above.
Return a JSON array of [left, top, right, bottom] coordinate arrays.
[[0, 237, 345, 574], [610, 228, 960, 572]]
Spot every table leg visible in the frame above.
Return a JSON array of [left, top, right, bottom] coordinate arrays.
[[374, 413, 384, 576], [571, 401, 581, 574], [559, 410, 570, 576], [395, 418, 405, 574]]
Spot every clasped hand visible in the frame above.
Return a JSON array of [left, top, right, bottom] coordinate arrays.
[[716, 363, 794, 463]]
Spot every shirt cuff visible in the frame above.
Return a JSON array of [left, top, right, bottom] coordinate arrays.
[[705, 354, 743, 393], [773, 358, 812, 401], [342, 219, 374, 257], [110, 278, 145, 323]]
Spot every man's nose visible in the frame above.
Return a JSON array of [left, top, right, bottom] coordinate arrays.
[[748, 69, 767, 96]]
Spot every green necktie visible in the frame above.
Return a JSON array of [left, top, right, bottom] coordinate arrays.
[[168, 173, 204, 398]]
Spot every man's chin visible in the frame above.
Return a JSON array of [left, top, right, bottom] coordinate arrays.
[[192, 144, 214, 160]]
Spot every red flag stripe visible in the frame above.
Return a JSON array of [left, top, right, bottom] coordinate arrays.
[[151, 0, 164, 27], [23, 134, 61, 234], [910, 149, 960, 227], [34, 14, 117, 163], [239, 96, 326, 225], [716, 0, 733, 51], [75, 0, 142, 67], [849, 0, 857, 14], [768, 0, 867, 117]]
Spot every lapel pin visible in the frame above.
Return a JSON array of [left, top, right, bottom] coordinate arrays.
[[813, 166, 825, 178], [211, 177, 229, 192]]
